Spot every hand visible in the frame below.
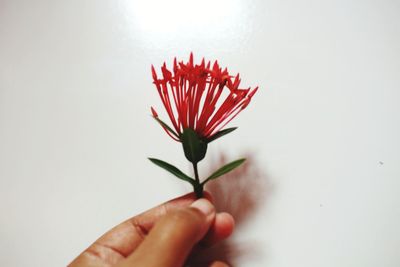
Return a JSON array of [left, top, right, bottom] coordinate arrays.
[[69, 192, 235, 267]]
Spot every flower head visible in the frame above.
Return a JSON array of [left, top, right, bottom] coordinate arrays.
[[149, 54, 258, 197], [151, 53, 258, 142]]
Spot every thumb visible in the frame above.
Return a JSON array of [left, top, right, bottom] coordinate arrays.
[[118, 198, 215, 267]]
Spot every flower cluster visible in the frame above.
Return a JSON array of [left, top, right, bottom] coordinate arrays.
[[151, 53, 258, 142], [149, 54, 258, 198]]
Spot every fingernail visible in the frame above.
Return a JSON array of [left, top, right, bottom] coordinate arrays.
[[190, 198, 215, 218]]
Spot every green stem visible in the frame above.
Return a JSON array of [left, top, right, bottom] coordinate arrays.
[[192, 162, 203, 198]]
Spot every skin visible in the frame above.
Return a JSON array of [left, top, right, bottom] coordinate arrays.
[[69, 192, 235, 267]]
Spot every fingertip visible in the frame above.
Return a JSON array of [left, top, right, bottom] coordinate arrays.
[[166, 191, 214, 207], [214, 212, 235, 239], [201, 212, 235, 246], [171, 192, 198, 201], [190, 198, 215, 222]]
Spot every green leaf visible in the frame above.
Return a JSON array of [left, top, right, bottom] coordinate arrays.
[[153, 117, 180, 139], [181, 128, 208, 163], [148, 158, 194, 185], [207, 127, 237, 143], [202, 158, 246, 185]]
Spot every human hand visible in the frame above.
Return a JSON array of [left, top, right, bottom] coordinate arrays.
[[69, 192, 235, 267]]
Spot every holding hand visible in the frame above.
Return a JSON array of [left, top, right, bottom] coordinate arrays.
[[69, 192, 235, 267]]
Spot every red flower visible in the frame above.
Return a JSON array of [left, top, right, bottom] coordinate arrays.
[[151, 53, 258, 142]]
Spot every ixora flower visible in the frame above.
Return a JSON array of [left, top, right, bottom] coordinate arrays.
[[149, 53, 258, 198]]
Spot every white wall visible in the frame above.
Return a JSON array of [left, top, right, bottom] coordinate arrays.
[[1, 0, 399, 266]]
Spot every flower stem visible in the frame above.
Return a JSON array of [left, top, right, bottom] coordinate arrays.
[[192, 162, 203, 198]]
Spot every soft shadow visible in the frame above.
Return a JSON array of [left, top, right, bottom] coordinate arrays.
[[194, 152, 273, 266]]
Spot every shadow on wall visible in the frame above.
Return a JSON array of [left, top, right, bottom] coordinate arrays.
[[194, 152, 273, 266]]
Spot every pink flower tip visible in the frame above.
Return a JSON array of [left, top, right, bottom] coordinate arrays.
[[151, 107, 158, 118]]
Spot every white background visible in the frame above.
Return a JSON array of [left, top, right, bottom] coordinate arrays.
[[1, 0, 399, 266]]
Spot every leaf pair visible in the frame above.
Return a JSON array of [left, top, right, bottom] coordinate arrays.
[[148, 157, 246, 186]]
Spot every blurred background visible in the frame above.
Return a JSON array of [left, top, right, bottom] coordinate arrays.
[[1, 0, 399, 266]]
